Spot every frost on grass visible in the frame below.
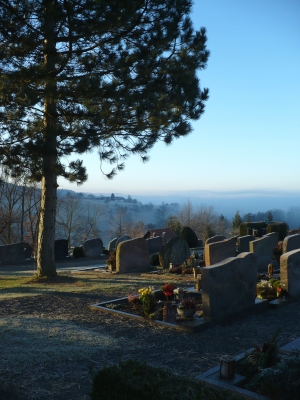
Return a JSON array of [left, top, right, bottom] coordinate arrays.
[[0, 316, 131, 399]]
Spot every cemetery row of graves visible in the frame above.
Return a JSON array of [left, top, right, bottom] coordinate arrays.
[[2, 221, 300, 328], [82, 221, 299, 331]]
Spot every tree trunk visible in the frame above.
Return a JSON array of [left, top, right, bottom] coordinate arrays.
[[36, 0, 57, 277], [36, 167, 57, 277]]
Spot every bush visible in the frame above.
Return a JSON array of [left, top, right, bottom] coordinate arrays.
[[248, 349, 300, 399], [180, 226, 198, 248], [150, 252, 160, 266], [239, 222, 267, 237], [90, 359, 241, 400], [266, 222, 288, 241], [273, 241, 283, 263], [102, 248, 109, 255], [106, 251, 116, 271], [73, 246, 84, 259]]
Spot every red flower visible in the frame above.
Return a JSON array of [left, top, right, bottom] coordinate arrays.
[[162, 283, 175, 298]]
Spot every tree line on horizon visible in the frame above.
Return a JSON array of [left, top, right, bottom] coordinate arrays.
[[1, 175, 299, 253]]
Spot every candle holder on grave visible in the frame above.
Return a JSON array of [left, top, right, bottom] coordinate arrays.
[[268, 264, 274, 276], [193, 267, 198, 279], [219, 355, 235, 379]]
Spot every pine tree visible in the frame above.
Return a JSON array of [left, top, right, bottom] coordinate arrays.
[[0, 1, 209, 277], [232, 211, 242, 234]]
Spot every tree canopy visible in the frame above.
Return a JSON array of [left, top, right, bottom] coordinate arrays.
[[0, 0, 209, 277]]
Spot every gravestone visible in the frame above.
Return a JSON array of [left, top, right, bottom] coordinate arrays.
[[146, 236, 163, 255], [82, 237, 103, 257], [204, 239, 236, 266], [264, 232, 279, 247], [283, 234, 300, 254], [237, 235, 255, 253], [197, 239, 204, 247], [54, 239, 68, 260], [280, 249, 300, 297], [0, 242, 33, 265], [204, 235, 227, 264], [116, 238, 150, 273], [249, 235, 274, 272], [201, 252, 258, 321], [159, 237, 190, 268], [205, 235, 226, 245], [108, 237, 119, 251], [116, 235, 132, 247]]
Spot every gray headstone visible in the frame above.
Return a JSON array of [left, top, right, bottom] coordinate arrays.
[[204, 235, 227, 264], [0, 242, 33, 265], [204, 239, 236, 266], [283, 234, 300, 254], [108, 237, 119, 251], [280, 249, 300, 297], [264, 232, 279, 247], [237, 235, 255, 253], [197, 239, 204, 247], [82, 237, 103, 257], [116, 238, 150, 273], [146, 236, 163, 255], [205, 235, 226, 245], [54, 239, 68, 260], [249, 235, 274, 272], [202, 252, 258, 321], [116, 235, 132, 247], [159, 237, 190, 268]]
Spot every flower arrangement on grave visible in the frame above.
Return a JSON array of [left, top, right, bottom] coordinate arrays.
[[256, 278, 286, 300], [177, 297, 196, 318], [161, 283, 175, 300], [180, 253, 197, 274], [177, 297, 196, 310], [270, 279, 286, 298], [138, 286, 155, 318], [127, 294, 141, 310], [243, 327, 281, 374], [183, 253, 196, 268], [256, 280, 277, 300]]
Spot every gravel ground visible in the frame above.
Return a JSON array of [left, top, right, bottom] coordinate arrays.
[[0, 275, 300, 400]]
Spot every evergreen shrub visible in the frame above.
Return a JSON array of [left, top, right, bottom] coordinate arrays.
[[90, 359, 240, 400], [180, 226, 198, 248], [150, 252, 160, 266], [266, 222, 288, 241], [239, 222, 266, 237]]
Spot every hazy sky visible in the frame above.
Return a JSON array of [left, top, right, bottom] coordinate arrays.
[[58, 0, 300, 196]]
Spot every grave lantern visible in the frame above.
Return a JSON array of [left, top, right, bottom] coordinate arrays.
[[219, 355, 235, 379]]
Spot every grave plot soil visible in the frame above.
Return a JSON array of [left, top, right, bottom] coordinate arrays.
[[0, 272, 300, 400]]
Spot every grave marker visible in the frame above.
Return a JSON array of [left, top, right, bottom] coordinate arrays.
[[283, 234, 300, 254], [82, 237, 103, 257], [116, 238, 150, 273], [204, 239, 236, 266], [280, 249, 300, 297], [201, 252, 258, 321]]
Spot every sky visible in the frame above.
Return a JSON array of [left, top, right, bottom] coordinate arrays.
[[58, 0, 300, 198]]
